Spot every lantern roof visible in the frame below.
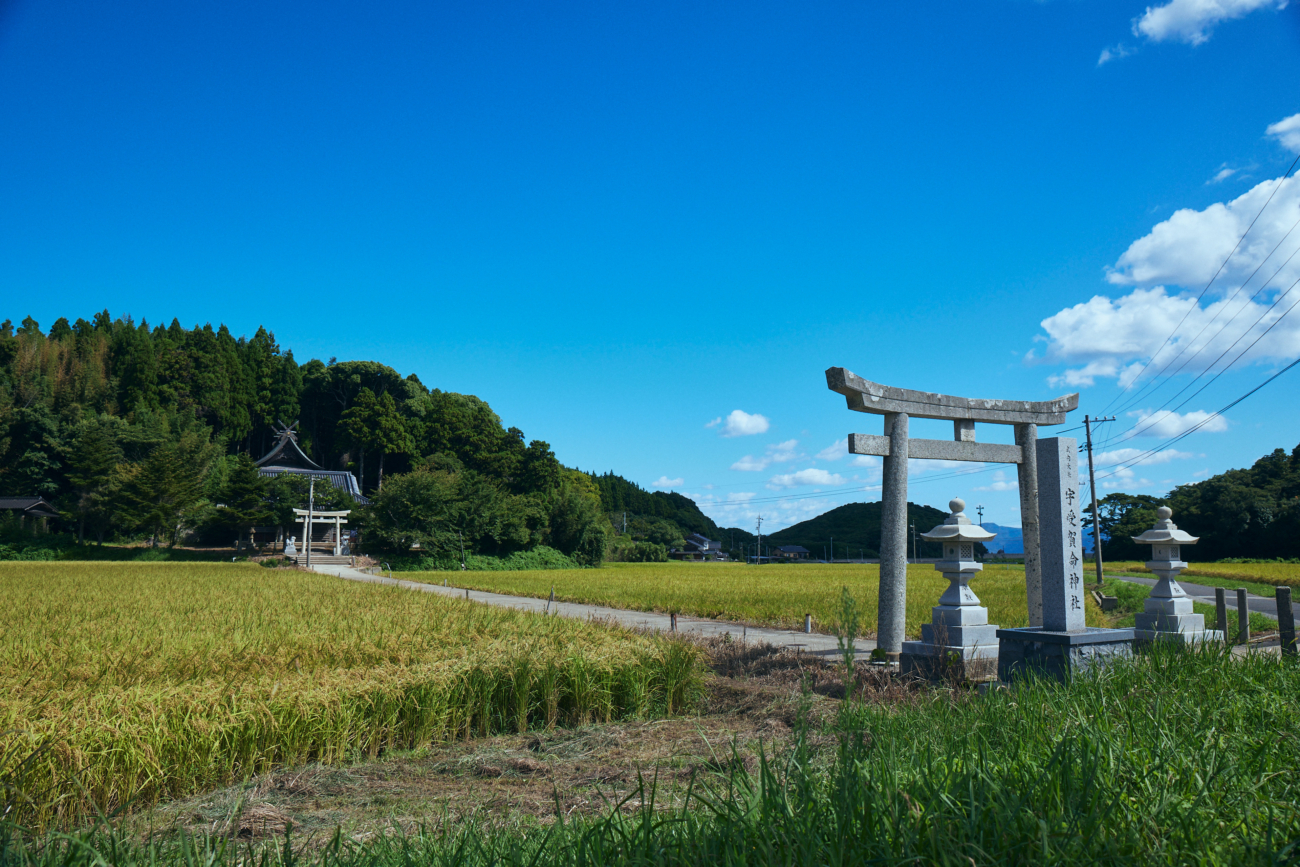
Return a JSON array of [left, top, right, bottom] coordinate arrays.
[[920, 498, 996, 542], [1131, 507, 1199, 545]]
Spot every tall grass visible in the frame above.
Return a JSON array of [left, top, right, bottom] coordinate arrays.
[[4, 644, 1296, 865], [408, 561, 1101, 638], [0, 563, 703, 830]]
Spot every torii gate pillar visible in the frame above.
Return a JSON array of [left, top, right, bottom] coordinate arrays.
[[827, 368, 1078, 656]]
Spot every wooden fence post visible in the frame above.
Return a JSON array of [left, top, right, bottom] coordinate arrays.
[[1278, 587, 1295, 656]]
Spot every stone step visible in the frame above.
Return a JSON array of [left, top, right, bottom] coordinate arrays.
[[294, 555, 355, 566]]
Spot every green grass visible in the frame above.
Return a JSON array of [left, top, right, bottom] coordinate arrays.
[[5, 645, 1298, 865], [1099, 577, 1278, 635], [406, 560, 1103, 639], [0, 562, 703, 831]]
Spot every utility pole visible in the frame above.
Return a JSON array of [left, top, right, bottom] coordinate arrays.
[[910, 521, 917, 563], [305, 477, 315, 569], [1084, 414, 1116, 588], [976, 505, 984, 527], [755, 516, 763, 565]]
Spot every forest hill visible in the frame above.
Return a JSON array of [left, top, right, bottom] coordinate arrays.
[[0, 313, 745, 563]]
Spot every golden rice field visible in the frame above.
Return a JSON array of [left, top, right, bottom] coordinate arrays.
[[0, 562, 701, 830], [411, 561, 1101, 638], [1106, 560, 1300, 587]]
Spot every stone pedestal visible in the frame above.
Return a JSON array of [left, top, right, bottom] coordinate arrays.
[[1133, 576, 1223, 644], [999, 438, 1133, 683], [1130, 508, 1222, 644], [996, 627, 1135, 682], [899, 498, 999, 682]]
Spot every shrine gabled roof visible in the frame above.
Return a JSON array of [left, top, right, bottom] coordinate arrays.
[[0, 496, 61, 519], [255, 431, 324, 471]]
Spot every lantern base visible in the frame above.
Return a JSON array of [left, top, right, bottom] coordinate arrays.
[[899, 640, 999, 682], [996, 627, 1135, 684]]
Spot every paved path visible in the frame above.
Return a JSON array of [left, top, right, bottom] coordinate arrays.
[[1107, 573, 1297, 622], [310, 564, 878, 659]]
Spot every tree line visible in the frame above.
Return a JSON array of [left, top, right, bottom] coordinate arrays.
[[0, 313, 614, 563], [1085, 441, 1300, 561]]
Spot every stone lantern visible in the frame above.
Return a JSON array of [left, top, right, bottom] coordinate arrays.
[[900, 498, 999, 680], [1131, 506, 1222, 643]]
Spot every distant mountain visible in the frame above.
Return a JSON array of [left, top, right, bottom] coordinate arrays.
[[981, 522, 1023, 554], [765, 501, 951, 559], [980, 522, 1095, 554]]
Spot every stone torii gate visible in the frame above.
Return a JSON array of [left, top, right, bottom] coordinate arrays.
[[826, 368, 1079, 657]]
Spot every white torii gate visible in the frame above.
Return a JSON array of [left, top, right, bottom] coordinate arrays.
[[826, 367, 1078, 657], [292, 508, 351, 557]]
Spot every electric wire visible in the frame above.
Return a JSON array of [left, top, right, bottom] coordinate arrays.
[[1096, 272, 1300, 447], [1109, 212, 1300, 418], [1092, 353, 1300, 482], [1098, 152, 1300, 416]]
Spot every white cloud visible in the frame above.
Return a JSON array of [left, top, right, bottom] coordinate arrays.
[[1093, 447, 1195, 490], [689, 490, 852, 533], [1037, 284, 1300, 387], [1107, 173, 1300, 290], [1133, 0, 1286, 46], [768, 439, 801, 462], [1098, 43, 1136, 65], [850, 455, 880, 469], [816, 438, 848, 461], [1035, 113, 1300, 390], [1207, 164, 1237, 185], [1126, 408, 1230, 438], [652, 476, 684, 488], [718, 409, 770, 438], [1267, 113, 1300, 154], [767, 468, 846, 489], [730, 439, 802, 472], [976, 469, 1019, 492], [705, 417, 722, 429]]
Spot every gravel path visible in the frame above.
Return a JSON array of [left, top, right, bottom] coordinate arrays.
[[310, 563, 878, 658]]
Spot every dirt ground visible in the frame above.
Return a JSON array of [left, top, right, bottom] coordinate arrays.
[[130, 638, 935, 845]]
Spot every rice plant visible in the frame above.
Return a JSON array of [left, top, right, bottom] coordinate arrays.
[[407, 560, 1099, 638], [0, 562, 704, 830], [3, 642, 1296, 865]]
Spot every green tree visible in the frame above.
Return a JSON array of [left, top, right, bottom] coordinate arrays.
[[65, 418, 124, 544], [337, 387, 413, 492], [1082, 493, 1166, 561], [546, 472, 609, 566], [212, 455, 271, 546], [118, 432, 215, 546]]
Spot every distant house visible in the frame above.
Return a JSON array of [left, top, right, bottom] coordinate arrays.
[[0, 496, 60, 522], [670, 533, 727, 561], [771, 545, 810, 561]]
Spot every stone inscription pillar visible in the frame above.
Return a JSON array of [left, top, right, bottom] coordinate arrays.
[[1015, 423, 1042, 627], [878, 411, 910, 655], [1037, 437, 1086, 632]]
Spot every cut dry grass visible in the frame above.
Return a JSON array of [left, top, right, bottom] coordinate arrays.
[[405, 560, 1101, 638], [0, 562, 703, 831]]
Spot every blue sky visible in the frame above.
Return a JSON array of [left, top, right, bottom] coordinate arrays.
[[2, 0, 1299, 532]]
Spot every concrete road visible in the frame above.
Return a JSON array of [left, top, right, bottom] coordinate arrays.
[[309, 563, 878, 659], [1108, 573, 1297, 622]]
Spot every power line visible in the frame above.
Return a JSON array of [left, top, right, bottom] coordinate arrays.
[[1111, 214, 1300, 417], [1093, 353, 1300, 483], [1098, 152, 1300, 416], [1098, 273, 1300, 447]]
